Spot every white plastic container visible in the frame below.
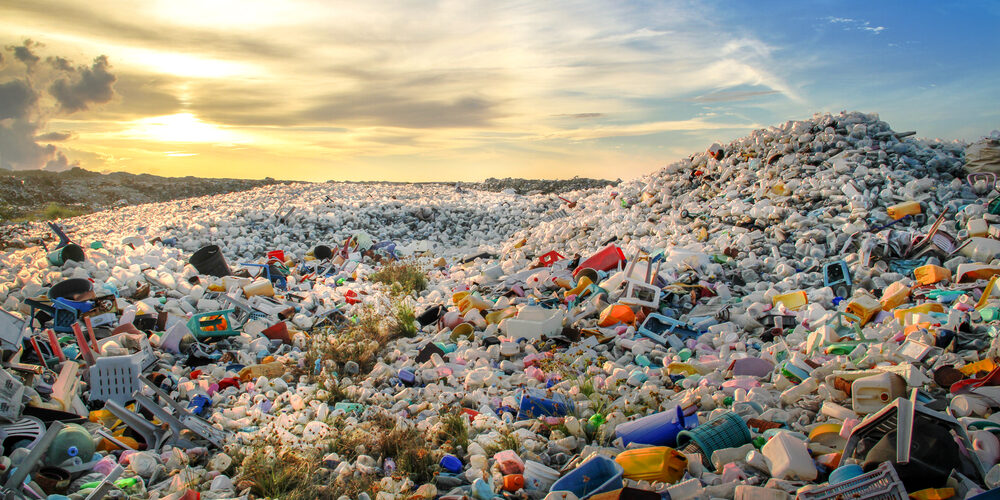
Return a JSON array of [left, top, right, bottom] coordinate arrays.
[[961, 237, 1000, 263], [735, 485, 791, 500], [665, 478, 704, 500], [502, 306, 564, 341], [523, 460, 560, 491], [851, 372, 906, 414], [761, 431, 817, 481]]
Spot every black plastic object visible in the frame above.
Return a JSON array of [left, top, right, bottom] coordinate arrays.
[[48, 278, 93, 301], [415, 343, 445, 363], [188, 245, 231, 277], [55, 244, 86, 264], [416, 305, 444, 327], [862, 420, 958, 491], [313, 245, 333, 260]]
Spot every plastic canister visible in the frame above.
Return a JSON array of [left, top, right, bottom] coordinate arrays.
[[970, 219, 990, 238], [615, 446, 687, 484], [961, 237, 1000, 262], [502, 474, 525, 492], [772, 291, 807, 311], [845, 294, 882, 326], [615, 406, 698, 447], [914, 265, 951, 285], [44, 423, 95, 467], [734, 485, 790, 500], [851, 372, 906, 414], [760, 431, 817, 481], [494, 450, 524, 475], [887, 201, 921, 220]]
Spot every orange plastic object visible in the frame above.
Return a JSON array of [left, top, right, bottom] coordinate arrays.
[[565, 276, 593, 298], [615, 446, 687, 484], [452, 291, 470, 304], [909, 488, 955, 500], [772, 291, 807, 311], [502, 474, 525, 492], [960, 359, 997, 376], [887, 200, 921, 220], [98, 435, 140, 452], [598, 304, 636, 327], [880, 281, 911, 311], [914, 264, 951, 285]]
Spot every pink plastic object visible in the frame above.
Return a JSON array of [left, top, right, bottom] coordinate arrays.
[[494, 450, 525, 475], [72, 323, 96, 365], [573, 245, 626, 277]]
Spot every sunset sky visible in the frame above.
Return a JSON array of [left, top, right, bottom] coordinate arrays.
[[1, 1, 998, 181]]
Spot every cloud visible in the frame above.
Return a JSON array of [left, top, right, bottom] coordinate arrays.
[[300, 93, 500, 129], [6, 39, 41, 68], [555, 113, 606, 119], [35, 131, 74, 141], [826, 16, 886, 35], [0, 41, 115, 170], [690, 89, 781, 103], [48, 55, 117, 113]]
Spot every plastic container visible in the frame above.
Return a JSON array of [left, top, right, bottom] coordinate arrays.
[[47, 244, 86, 266], [189, 245, 231, 277], [524, 460, 560, 491], [828, 464, 865, 485], [887, 201, 921, 220], [517, 389, 574, 420], [503, 306, 564, 340], [772, 291, 807, 311], [503, 474, 525, 492], [675, 412, 752, 469], [734, 485, 789, 500], [761, 431, 817, 481], [548, 454, 623, 500], [440, 454, 463, 473], [962, 237, 1000, 263], [573, 245, 626, 277], [614, 446, 687, 484], [796, 462, 906, 500], [851, 372, 906, 414], [494, 450, 525, 475], [914, 264, 951, 285], [615, 405, 699, 447], [187, 309, 239, 340], [598, 304, 636, 327], [845, 294, 882, 326], [880, 281, 911, 311], [44, 423, 95, 467], [89, 353, 144, 405]]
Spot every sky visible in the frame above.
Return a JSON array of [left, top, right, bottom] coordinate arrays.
[[0, 0, 998, 182]]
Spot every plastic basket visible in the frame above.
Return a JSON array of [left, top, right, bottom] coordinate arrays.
[[187, 309, 239, 340], [796, 462, 907, 500], [675, 411, 751, 469], [88, 353, 143, 405]]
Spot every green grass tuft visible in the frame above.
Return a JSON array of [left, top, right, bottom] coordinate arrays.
[[370, 262, 428, 296]]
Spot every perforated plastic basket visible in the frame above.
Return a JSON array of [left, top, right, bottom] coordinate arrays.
[[675, 411, 751, 468], [796, 462, 907, 500], [89, 353, 143, 405]]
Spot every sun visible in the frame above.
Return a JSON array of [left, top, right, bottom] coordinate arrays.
[[122, 113, 249, 144]]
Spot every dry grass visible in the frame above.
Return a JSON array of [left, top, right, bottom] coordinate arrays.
[[370, 262, 428, 296]]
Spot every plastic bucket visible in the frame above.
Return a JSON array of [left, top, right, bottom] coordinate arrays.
[[313, 245, 333, 260], [47, 244, 86, 266], [48, 278, 93, 301], [675, 411, 751, 468], [615, 405, 699, 447], [549, 454, 623, 500], [189, 245, 231, 277], [35, 466, 71, 495], [524, 460, 560, 491]]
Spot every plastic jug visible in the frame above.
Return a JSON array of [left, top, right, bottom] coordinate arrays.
[[887, 201, 921, 220], [851, 372, 906, 414], [880, 281, 911, 311], [614, 446, 687, 484], [615, 406, 699, 447], [969, 219, 990, 238], [914, 264, 951, 285], [962, 237, 1000, 262], [772, 291, 807, 311], [845, 293, 881, 326], [44, 423, 95, 467], [761, 431, 817, 480], [494, 450, 525, 475]]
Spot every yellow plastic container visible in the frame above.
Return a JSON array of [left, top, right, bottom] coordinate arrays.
[[879, 281, 911, 311], [887, 201, 921, 220], [894, 303, 945, 325], [615, 446, 687, 484], [960, 359, 997, 376], [914, 264, 951, 285], [773, 291, 808, 311], [845, 294, 882, 326]]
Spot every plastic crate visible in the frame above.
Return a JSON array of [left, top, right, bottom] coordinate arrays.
[[0, 369, 24, 422], [796, 462, 907, 500], [675, 411, 751, 470], [88, 353, 143, 405], [187, 309, 239, 340]]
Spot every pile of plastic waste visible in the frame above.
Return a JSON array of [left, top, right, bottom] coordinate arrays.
[[2, 111, 1000, 500]]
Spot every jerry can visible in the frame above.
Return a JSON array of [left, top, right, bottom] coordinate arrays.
[[914, 264, 951, 285], [969, 218, 990, 238], [887, 200, 921, 220], [879, 281, 911, 311], [615, 446, 687, 484], [851, 372, 906, 414], [845, 293, 881, 326]]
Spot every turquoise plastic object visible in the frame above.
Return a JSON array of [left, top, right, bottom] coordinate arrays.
[[187, 309, 239, 340], [548, 454, 623, 499], [675, 411, 751, 469]]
